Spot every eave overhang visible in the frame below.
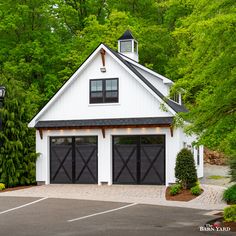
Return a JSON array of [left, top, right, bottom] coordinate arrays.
[[35, 117, 174, 139]]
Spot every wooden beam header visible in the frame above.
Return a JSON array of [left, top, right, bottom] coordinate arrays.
[[100, 48, 106, 67], [36, 124, 174, 139]]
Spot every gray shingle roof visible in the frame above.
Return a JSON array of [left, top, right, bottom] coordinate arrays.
[[35, 117, 173, 128], [118, 30, 134, 40], [104, 44, 188, 113]]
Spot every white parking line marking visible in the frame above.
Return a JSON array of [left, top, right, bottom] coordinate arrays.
[[0, 197, 48, 215], [68, 202, 138, 222]]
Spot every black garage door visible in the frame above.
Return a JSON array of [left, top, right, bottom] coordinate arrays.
[[50, 136, 97, 184], [113, 135, 165, 185]]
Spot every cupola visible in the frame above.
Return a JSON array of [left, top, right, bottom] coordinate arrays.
[[118, 30, 138, 62]]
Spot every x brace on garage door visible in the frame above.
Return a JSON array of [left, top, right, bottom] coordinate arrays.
[[113, 135, 165, 185], [50, 136, 98, 184]]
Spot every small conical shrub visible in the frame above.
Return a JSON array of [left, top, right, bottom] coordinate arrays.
[[175, 148, 197, 189]]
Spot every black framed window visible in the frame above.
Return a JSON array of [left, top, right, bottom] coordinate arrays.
[[90, 78, 118, 104]]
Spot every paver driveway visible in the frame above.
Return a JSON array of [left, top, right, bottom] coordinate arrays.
[[0, 184, 227, 210]]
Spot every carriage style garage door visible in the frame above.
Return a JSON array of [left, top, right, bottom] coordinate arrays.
[[113, 135, 165, 185], [50, 136, 97, 184]]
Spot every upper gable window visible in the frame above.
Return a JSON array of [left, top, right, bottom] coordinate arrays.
[[120, 40, 132, 53], [170, 93, 181, 104], [90, 78, 118, 104]]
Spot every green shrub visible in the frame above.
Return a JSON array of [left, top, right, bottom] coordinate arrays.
[[0, 183, 5, 191], [175, 148, 198, 189], [170, 184, 182, 196], [223, 205, 236, 222], [190, 185, 202, 196], [223, 184, 236, 204]]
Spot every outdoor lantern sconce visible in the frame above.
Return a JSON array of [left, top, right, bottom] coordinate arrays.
[[0, 86, 6, 102]]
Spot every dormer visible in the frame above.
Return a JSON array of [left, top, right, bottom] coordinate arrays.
[[118, 30, 139, 62]]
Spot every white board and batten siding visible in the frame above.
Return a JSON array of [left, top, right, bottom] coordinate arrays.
[[39, 51, 172, 122]]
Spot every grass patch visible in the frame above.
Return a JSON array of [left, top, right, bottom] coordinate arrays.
[[207, 175, 229, 180]]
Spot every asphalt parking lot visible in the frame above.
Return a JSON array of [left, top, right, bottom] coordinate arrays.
[[0, 196, 233, 236]]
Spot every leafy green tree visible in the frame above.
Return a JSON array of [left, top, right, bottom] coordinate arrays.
[[169, 0, 236, 162], [0, 0, 72, 102], [107, 0, 158, 20], [54, 0, 108, 32], [0, 78, 40, 187]]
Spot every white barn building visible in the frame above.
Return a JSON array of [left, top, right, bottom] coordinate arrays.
[[29, 30, 203, 186]]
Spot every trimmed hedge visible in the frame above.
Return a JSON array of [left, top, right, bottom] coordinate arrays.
[[224, 205, 236, 222]]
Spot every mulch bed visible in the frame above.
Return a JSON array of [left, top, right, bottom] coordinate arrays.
[[0, 185, 35, 193], [222, 221, 236, 231], [208, 213, 236, 232], [165, 186, 203, 201]]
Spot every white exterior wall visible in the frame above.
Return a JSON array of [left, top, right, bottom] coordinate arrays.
[[39, 52, 172, 122], [134, 66, 170, 97], [35, 127, 183, 185]]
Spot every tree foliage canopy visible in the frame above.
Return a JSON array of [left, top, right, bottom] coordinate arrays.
[[170, 0, 236, 158]]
